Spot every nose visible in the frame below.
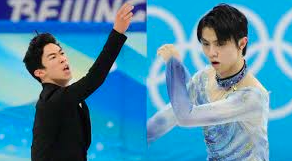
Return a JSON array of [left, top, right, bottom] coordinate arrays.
[[207, 45, 218, 58], [60, 54, 67, 63]]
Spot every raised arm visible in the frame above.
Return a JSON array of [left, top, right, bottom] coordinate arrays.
[[64, 3, 134, 103], [166, 57, 269, 127], [147, 44, 193, 143]]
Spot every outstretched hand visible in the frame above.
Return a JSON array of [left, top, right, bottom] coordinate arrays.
[[114, 3, 134, 34], [157, 44, 181, 62]]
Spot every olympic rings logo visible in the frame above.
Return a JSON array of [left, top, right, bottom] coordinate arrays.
[[147, 5, 292, 120]]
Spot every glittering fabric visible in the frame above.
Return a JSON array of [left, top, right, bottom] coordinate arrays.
[[216, 60, 247, 90], [147, 57, 269, 161]]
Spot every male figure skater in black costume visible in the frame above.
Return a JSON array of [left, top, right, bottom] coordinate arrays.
[[23, 3, 134, 161]]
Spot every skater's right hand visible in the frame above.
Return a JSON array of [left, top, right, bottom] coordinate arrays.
[[157, 44, 181, 62], [113, 3, 134, 34]]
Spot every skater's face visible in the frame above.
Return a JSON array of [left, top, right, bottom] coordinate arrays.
[[201, 27, 247, 78], [34, 43, 72, 86]]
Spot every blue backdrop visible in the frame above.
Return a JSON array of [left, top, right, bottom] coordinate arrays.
[[0, 22, 147, 161], [147, 0, 292, 161]]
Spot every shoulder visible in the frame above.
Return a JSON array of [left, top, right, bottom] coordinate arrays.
[[235, 74, 269, 104], [238, 72, 268, 95], [37, 87, 67, 110]]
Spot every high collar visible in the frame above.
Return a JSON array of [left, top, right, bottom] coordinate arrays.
[[42, 82, 61, 88], [215, 60, 247, 90], [40, 83, 61, 100]]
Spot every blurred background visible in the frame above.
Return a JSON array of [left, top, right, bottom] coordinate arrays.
[[1, 0, 292, 160], [147, 0, 292, 161], [0, 0, 146, 161]]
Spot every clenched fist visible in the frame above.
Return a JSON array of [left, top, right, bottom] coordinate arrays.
[[157, 44, 181, 62], [114, 3, 134, 34]]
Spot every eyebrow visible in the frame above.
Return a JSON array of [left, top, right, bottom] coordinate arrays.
[[201, 37, 218, 43], [46, 48, 63, 58]]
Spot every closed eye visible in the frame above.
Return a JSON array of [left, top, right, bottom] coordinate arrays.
[[216, 41, 227, 46], [202, 42, 209, 46], [201, 38, 210, 46]]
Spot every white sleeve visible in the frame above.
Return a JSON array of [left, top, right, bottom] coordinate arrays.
[[166, 57, 269, 127], [147, 104, 177, 143], [147, 57, 194, 143], [173, 88, 268, 127]]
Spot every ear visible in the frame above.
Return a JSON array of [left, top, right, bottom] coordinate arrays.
[[238, 37, 248, 50], [34, 69, 45, 80]]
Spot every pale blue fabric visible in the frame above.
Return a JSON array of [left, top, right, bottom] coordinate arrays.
[[147, 57, 269, 161]]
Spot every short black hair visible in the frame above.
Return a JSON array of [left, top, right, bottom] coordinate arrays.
[[197, 3, 248, 56], [23, 33, 60, 83]]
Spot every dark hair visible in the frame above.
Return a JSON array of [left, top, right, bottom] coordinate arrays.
[[23, 33, 60, 83], [197, 3, 248, 56]]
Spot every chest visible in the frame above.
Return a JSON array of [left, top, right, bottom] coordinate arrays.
[[60, 103, 88, 130], [206, 77, 233, 102]]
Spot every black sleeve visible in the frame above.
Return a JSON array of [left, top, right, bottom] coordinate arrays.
[[64, 29, 127, 103]]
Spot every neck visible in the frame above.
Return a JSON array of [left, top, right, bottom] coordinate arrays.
[[215, 58, 247, 90], [217, 58, 245, 79]]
